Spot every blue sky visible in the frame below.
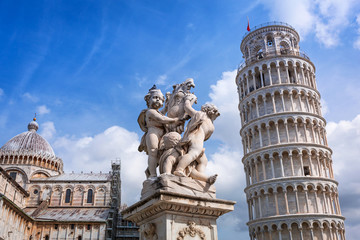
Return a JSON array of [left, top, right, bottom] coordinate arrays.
[[1, 0, 360, 239]]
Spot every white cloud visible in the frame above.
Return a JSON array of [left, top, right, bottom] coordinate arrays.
[[39, 121, 56, 140], [36, 105, 50, 115], [0, 88, 4, 97], [321, 99, 329, 116], [155, 74, 167, 86], [354, 14, 360, 49], [326, 114, 360, 236], [52, 125, 147, 205], [209, 70, 242, 150], [259, 0, 359, 47], [207, 70, 249, 236], [22, 92, 39, 102], [207, 148, 244, 198], [134, 73, 147, 87]]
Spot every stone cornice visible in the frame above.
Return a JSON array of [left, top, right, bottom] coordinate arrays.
[[122, 190, 235, 224], [239, 83, 321, 105], [240, 111, 326, 135], [236, 54, 316, 79], [242, 143, 333, 162], [247, 213, 345, 226], [244, 176, 339, 192]]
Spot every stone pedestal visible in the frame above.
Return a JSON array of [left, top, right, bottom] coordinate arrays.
[[122, 175, 235, 240]]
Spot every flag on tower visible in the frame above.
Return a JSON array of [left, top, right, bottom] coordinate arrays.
[[247, 17, 250, 31]]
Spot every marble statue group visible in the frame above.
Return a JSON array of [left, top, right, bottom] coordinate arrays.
[[138, 78, 219, 184]]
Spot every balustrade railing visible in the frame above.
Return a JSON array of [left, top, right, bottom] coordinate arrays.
[[237, 50, 311, 73], [242, 21, 295, 40]]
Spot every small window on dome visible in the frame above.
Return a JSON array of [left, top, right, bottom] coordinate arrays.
[[33, 189, 39, 194]]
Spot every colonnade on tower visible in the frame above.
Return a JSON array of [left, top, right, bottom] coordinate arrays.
[[235, 22, 345, 240]]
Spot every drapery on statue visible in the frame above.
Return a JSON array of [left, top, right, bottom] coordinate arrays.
[[138, 79, 218, 184]]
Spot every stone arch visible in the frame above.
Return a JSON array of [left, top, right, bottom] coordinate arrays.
[[279, 40, 291, 54], [30, 170, 51, 179], [50, 185, 62, 206], [3, 166, 28, 187]]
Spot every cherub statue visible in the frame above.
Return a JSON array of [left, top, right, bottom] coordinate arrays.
[[138, 85, 180, 179], [159, 131, 217, 184], [165, 78, 196, 133], [173, 99, 220, 184], [158, 132, 182, 175]]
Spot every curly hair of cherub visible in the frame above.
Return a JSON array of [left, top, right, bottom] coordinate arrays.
[[201, 103, 220, 116], [144, 85, 165, 108]]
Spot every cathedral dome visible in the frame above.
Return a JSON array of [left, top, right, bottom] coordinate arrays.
[[0, 119, 55, 158]]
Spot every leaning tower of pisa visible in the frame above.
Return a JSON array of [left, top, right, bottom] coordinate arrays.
[[235, 22, 346, 240]]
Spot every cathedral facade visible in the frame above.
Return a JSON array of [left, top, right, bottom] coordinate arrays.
[[235, 22, 346, 239], [0, 119, 139, 240]]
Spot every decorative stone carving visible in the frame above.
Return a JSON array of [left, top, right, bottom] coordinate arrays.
[[141, 174, 216, 200], [143, 223, 158, 240], [177, 221, 206, 240]]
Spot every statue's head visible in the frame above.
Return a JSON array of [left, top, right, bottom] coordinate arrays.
[[201, 103, 220, 120], [144, 85, 165, 109], [173, 78, 196, 94], [183, 78, 195, 92]]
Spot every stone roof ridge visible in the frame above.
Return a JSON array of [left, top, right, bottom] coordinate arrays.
[[32, 171, 111, 182]]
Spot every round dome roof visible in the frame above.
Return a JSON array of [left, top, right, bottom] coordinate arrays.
[[0, 119, 56, 157]]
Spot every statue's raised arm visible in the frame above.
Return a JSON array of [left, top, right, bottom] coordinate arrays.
[[165, 78, 196, 133]]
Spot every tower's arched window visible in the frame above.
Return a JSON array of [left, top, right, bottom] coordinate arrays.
[[65, 189, 71, 203], [280, 41, 290, 54], [45, 236, 49, 240], [87, 189, 93, 203]]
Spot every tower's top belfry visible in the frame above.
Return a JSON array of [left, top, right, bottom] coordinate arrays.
[[240, 22, 300, 64]]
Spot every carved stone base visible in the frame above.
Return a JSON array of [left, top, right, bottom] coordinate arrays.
[[141, 174, 216, 200], [122, 189, 235, 240]]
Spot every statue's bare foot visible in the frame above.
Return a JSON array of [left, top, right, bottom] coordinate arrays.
[[207, 174, 218, 185], [174, 169, 186, 177]]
